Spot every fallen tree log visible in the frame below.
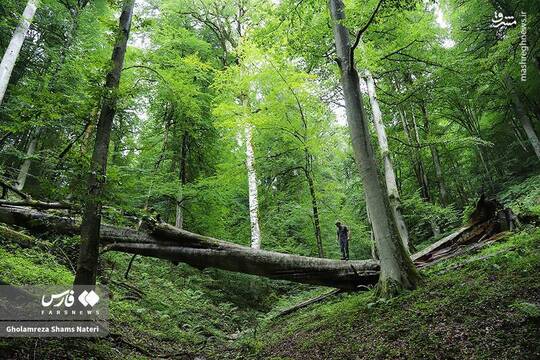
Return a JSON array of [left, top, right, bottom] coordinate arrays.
[[0, 205, 379, 289], [0, 224, 35, 247], [0, 199, 75, 210], [275, 289, 344, 318], [0, 195, 517, 289]]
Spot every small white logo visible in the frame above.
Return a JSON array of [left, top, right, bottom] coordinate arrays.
[[491, 11, 516, 28], [41, 290, 75, 308], [78, 290, 100, 307], [41, 289, 100, 308]]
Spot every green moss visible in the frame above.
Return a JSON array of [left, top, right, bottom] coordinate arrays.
[[255, 228, 540, 360], [0, 246, 73, 284]]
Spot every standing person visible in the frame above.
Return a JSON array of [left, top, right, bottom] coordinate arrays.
[[335, 221, 350, 260]]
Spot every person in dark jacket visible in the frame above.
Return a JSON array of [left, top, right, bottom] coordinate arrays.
[[335, 221, 350, 260]]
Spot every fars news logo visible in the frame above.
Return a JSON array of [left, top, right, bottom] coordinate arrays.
[[41, 289, 101, 316]]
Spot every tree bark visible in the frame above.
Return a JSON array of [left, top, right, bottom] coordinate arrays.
[[506, 76, 540, 160], [364, 71, 410, 253], [15, 129, 39, 191], [328, 0, 419, 296], [0, 205, 379, 289], [74, 0, 135, 285], [366, 199, 378, 260], [244, 124, 262, 249], [0, 0, 38, 106]]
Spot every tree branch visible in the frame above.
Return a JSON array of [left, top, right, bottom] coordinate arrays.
[[349, 0, 384, 65]]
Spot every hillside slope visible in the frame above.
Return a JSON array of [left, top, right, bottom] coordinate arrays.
[[242, 229, 540, 360], [1, 177, 539, 359]]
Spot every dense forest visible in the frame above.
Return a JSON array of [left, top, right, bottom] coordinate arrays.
[[0, 0, 539, 358]]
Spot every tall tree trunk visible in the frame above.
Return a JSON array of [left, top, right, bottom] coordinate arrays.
[[244, 124, 261, 249], [304, 151, 324, 258], [15, 129, 38, 191], [328, 0, 419, 296], [506, 76, 540, 160], [0, 0, 38, 106], [364, 71, 410, 253], [419, 101, 448, 206], [175, 133, 188, 229], [74, 0, 135, 285]]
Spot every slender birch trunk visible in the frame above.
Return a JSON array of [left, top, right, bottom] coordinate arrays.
[[328, 0, 419, 296], [74, 0, 135, 285], [0, 0, 39, 106], [244, 124, 261, 249], [15, 129, 39, 191], [506, 76, 540, 160], [363, 71, 410, 253]]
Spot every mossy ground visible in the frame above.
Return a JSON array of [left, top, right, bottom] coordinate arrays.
[[242, 229, 540, 360], [2, 228, 537, 359], [0, 235, 305, 359]]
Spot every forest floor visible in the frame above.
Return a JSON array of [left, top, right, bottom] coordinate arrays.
[[246, 228, 540, 360], [0, 177, 539, 359], [0, 227, 538, 359]]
